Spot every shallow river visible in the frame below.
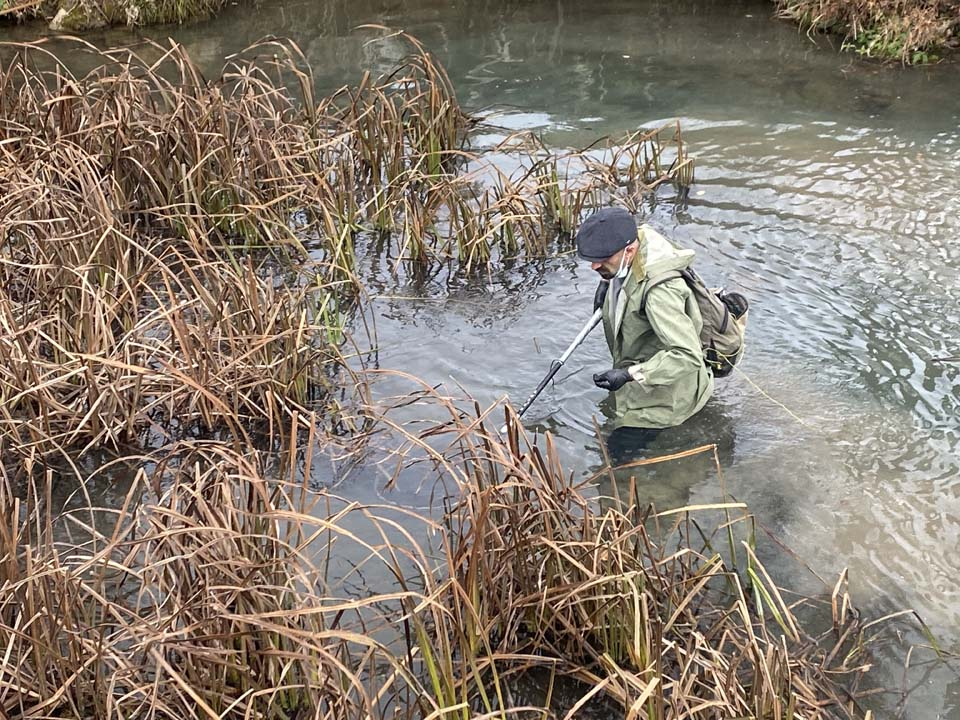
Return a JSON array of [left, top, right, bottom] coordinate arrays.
[[5, 0, 960, 715]]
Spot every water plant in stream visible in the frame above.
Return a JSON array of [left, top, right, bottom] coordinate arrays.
[[0, 385, 924, 718], [0, 32, 693, 463]]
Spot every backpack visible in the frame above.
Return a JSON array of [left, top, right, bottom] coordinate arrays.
[[640, 268, 748, 378]]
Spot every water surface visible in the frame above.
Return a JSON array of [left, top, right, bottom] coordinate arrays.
[[4, 0, 960, 715]]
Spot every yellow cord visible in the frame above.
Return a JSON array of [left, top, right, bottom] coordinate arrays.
[[716, 337, 814, 430], [731, 364, 814, 429]]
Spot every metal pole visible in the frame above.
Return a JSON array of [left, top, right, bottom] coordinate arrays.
[[500, 307, 603, 434]]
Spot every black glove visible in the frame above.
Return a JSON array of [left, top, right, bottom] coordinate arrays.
[[593, 280, 609, 312], [593, 368, 632, 391]]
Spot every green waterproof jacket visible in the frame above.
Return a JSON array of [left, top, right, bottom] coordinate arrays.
[[601, 225, 713, 429]]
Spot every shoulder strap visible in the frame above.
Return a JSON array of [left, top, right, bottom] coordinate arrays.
[[639, 270, 683, 313]]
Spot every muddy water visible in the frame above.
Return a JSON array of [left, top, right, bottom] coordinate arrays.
[[6, 0, 960, 714]]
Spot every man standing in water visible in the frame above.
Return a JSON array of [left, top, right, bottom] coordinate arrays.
[[576, 207, 713, 460]]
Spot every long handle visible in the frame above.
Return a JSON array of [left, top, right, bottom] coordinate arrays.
[[558, 307, 603, 365], [501, 308, 603, 433]]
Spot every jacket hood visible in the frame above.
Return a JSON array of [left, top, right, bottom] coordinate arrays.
[[631, 224, 695, 281]]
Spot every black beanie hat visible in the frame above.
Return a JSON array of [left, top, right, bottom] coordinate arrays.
[[575, 207, 638, 262]]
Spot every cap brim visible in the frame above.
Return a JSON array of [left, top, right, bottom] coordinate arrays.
[[576, 250, 610, 262]]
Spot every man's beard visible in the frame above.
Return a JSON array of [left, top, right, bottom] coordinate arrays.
[[596, 268, 615, 280]]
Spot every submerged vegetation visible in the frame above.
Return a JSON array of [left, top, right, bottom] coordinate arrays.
[[0, 31, 920, 718], [774, 0, 960, 62]]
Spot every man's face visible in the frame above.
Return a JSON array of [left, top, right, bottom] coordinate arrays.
[[590, 243, 635, 280]]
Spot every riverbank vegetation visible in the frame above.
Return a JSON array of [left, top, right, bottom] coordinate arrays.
[[774, 0, 960, 62], [0, 33, 910, 717], [0, 0, 229, 29], [2, 0, 958, 62]]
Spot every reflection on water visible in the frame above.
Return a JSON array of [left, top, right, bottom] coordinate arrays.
[[4, 0, 960, 716]]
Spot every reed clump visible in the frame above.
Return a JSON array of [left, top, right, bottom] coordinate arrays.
[[1, 34, 692, 463], [775, 0, 960, 62], [0, 178, 359, 463], [0, 388, 900, 719], [371, 387, 905, 718], [0, 440, 425, 718], [440, 416, 879, 715], [1, 33, 692, 266]]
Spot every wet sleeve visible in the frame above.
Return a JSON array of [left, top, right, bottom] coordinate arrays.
[[628, 282, 704, 386]]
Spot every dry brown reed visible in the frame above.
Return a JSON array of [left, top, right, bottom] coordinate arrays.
[[0, 404, 902, 712], [0, 32, 692, 464], [0, 440, 423, 718], [0, 37, 366, 465], [0, 29, 693, 269], [0, 0, 43, 20], [0, 385, 897, 719], [368, 384, 898, 718]]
